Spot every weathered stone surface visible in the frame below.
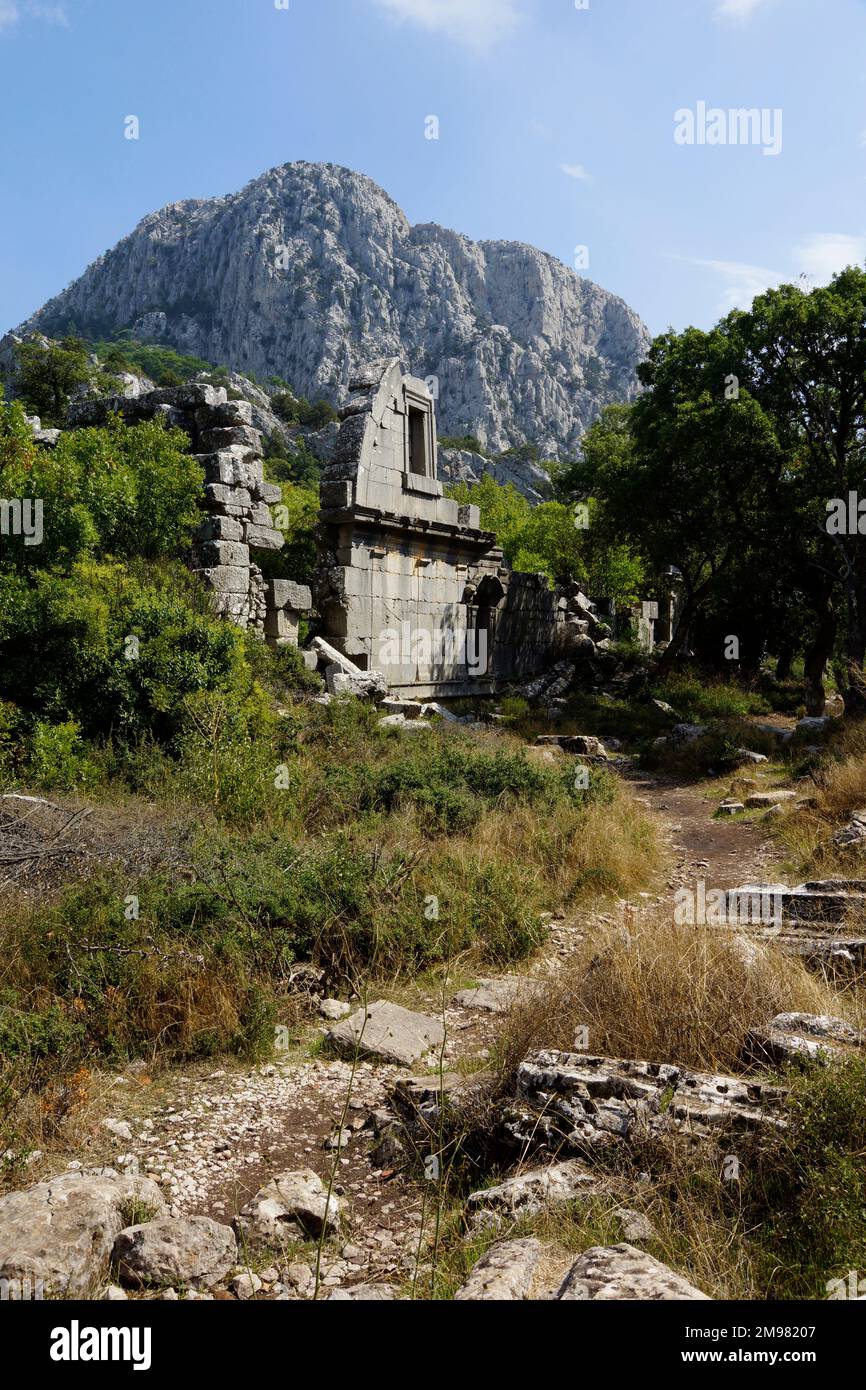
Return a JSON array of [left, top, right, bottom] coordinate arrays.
[[270, 580, 312, 612], [326, 1000, 445, 1067], [743, 1013, 866, 1069], [556, 1244, 710, 1301], [745, 791, 797, 808], [22, 162, 649, 467], [735, 749, 768, 765], [233, 1170, 341, 1246], [0, 1170, 166, 1298], [319, 998, 352, 1020], [614, 1208, 656, 1243], [466, 1161, 602, 1229], [454, 1238, 542, 1301], [670, 723, 708, 744], [508, 1052, 786, 1156], [717, 801, 744, 817], [113, 1216, 237, 1289], [452, 976, 541, 1014], [327, 667, 389, 701], [535, 734, 607, 757], [832, 810, 866, 849]]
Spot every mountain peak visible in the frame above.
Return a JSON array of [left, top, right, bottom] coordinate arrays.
[[19, 161, 649, 456]]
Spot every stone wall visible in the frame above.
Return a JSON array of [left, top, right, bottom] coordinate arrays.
[[62, 383, 310, 640], [315, 358, 592, 698]]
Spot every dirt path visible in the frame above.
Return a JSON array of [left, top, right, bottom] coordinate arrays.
[[83, 757, 791, 1299]]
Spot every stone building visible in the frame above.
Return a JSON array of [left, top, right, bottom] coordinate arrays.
[[314, 359, 593, 698]]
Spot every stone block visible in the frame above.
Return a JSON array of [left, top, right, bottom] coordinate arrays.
[[325, 1000, 445, 1067], [556, 1244, 710, 1301], [194, 516, 244, 543], [270, 580, 312, 612], [204, 484, 252, 514], [196, 540, 250, 569], [193, 565, 250, 595], [198, 425, 262, 453], [196, 400, 252, 429], [244, 524, 284, 551]]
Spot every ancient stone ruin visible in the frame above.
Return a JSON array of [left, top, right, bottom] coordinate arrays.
[[25, 358, 672, 698], [60, 382, 312, 642], [314, 358, 603, 698]]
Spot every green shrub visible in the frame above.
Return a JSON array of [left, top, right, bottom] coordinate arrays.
[[27, 719, 99, 791], [0, 562, 250, 741], [746, 1059, 866, 1298], [0, 407, 201, 570]]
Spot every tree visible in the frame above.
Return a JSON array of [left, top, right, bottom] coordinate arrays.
[[575, 333, 789, 677], [14, 337, 94, 425], [728, 269, 866, 710]]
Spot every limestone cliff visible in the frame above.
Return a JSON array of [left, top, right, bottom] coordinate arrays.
[[17, 161, 650, 460]]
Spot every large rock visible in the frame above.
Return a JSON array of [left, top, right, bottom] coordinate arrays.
[[743, 1013, 866, 1069], [454, 1239, 542, 1301], [113, 1216, 237, 1289], [556, 1244, 710, 1301], [0, 1170, 166, 1298], [452, 976, 542, 1014], [466, 1161, 601, 1229], [507, 1052, 786, 1156], [18, 163, 650, 469], [234, 1170, 342, 1247], [326, 1000, 445, 1067]]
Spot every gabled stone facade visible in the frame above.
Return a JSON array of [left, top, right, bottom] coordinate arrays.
[[314, 359, 591, 698]]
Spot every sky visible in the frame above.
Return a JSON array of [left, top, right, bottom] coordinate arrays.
[[1, 0, 864, 338]]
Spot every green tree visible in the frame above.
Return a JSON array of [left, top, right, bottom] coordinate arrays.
[[14, 336, 94, 425], [728, 268, 866, 709], [0, 405, 202, 570]]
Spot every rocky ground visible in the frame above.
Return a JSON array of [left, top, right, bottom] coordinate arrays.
[[2, 733, 864, 1303]]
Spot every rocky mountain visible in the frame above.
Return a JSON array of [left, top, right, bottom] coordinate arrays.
[[16, 161, 650, 459]]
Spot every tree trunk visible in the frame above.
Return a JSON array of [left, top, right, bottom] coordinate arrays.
[[775, 642, 794, 682], [803, 608, 837, 717], [652, 592, 696, 681]]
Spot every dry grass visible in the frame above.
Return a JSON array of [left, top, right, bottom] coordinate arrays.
[[492, 908, 852, 1076]]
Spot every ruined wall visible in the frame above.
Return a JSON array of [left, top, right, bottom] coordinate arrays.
[[315, 358, 591, 697], [63, 383, 309, 639]]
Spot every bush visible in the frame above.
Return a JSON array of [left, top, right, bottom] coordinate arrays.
[[0, 562, 250, 741], [653, 671, 770, 722], [746, 1059, 866, 1298], [0, 407, 201, 570], [27, 720, 99, 791]]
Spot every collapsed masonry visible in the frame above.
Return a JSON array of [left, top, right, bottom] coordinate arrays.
[[28, 360, 671, 699], [55, 382, 312, 642], [314, 358, 612, 699]]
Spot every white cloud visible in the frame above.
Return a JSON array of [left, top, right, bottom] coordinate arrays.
[[794, 233, 866, 281], [714, 0, 770, 22], [688, 256, 785, 312], [679, 234, 866, 315], [0, 0, 69, 30], [561, 162, 592, 182], [370, 0, 521, 50]]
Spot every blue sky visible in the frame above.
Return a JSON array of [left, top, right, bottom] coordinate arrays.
[[1, 0, 864, 338]]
